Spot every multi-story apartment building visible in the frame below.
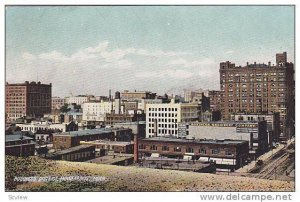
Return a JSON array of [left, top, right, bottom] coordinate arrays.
[[146, 100, 201, 138], [5, 81, 52, 121], [51, 96, 65, 110], [219, 52, 294, 139]]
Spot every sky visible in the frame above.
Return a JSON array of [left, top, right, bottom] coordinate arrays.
[[6, 6, 294, 97]]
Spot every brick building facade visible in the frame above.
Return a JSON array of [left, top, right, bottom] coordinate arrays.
[[219, 52, 294, 139], [138, 137, 249, 170], [6, 81, 52, 121]]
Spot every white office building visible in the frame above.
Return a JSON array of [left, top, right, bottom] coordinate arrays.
[[146, 100, 200, 138]]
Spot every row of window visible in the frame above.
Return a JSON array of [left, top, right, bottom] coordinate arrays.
[[139, 145, 234, 156], [148, 107, 178, 112], [148, 118, 178, 123], [148, 113, 178, 117]]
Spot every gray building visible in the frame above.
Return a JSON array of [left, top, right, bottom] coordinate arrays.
[[181, 121, 269, 156]]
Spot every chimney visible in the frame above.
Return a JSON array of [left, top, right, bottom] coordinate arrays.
[[134, 134, 139, 163], [268, 61, 271, 66], [109, 89, 111, 101]]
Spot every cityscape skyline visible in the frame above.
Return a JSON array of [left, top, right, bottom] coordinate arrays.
[[6, 6, 294, 97]]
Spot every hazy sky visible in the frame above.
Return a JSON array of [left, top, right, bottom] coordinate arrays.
[[6, 6, 294, 97]]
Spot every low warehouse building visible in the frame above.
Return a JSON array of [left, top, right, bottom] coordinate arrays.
[[46, 144, 95, 161], [138, 137, 249, 171]]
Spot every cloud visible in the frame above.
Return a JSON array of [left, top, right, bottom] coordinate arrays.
[[225, 50, 234, 54], [167, 57, 216, 68], [135, 69, 193, 79], [22, 52, 36, 61], [8, 41, 219, 96]]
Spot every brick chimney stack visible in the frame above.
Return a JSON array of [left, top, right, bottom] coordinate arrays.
[[134, 134, 139, 163]]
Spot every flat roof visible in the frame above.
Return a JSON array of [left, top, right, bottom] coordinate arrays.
[[141, 137, 247, 145], [54, 127, 131, 137], [115, 121, 146, 125], [81, 140, 132, 146], [46, 144, 95, 158], [86, 155, 133, 164], [5, 134, 34, 142]]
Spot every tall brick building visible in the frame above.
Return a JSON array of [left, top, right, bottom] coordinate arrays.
[[5, 81, 52, 121], [219, 52, 294, 139]]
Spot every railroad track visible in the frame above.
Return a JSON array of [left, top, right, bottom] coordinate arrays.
[[249, 150, 291, 180]]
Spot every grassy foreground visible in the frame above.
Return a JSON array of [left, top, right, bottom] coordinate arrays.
[[6, 156, 294, 192]]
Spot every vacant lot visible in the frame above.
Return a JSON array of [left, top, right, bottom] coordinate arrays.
[[6, 156, 294, 192]]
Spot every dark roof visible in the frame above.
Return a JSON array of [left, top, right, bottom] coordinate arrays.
[[46, 144, 95, 158], [54, 128, 131, 137], [141, 137, 247, 145], [5, 134, 34, 142]]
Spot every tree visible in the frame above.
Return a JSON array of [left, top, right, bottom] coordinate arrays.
[[60, 104, 70, 113]]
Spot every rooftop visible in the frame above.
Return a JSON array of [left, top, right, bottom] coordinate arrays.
[[81, 140, 132, 146], [189, 121, 259, 126], [54, 127, 131, 137], [115, 121, 146, 125], [142, 137, 247, 145], [5, 134, 34, 142], [46, 144, 95, 158]]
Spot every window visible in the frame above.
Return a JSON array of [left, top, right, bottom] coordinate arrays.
[[150, 145, 157, 150], [199, 148, 206, 154], [186, 147, 194, 153], [162, 145, 169, 151], [212, 149, 219, 155], [139, 144, 146, 149], [225, 150, 233, 156], [174, 147, 181, 152]]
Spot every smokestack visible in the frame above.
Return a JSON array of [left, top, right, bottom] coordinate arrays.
[[134, 134, 139, 163], [109, 89, 112, 101]]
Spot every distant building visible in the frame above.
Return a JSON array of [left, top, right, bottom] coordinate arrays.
[[138, 98, 163, 112], [5, 134, 36, 157], [230, 112, 280, 143], [114, 121, 146, 138], [16, 121, 78, 133], [53, 127, 132, 149], [184, 121, 268, 156], [51, 96, 65, 110], [138, 137, 249, 170], [220, 52, 294, 140], [82, 99, 122, 124], [208, 90, 221, 111], [5, 81, 52, 121], [65, 95, 93, 106], [121, 90, 156, 101], [146, 100, 201, 138], [105, 113, 145, 126], [184, 89, 209, 102]]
